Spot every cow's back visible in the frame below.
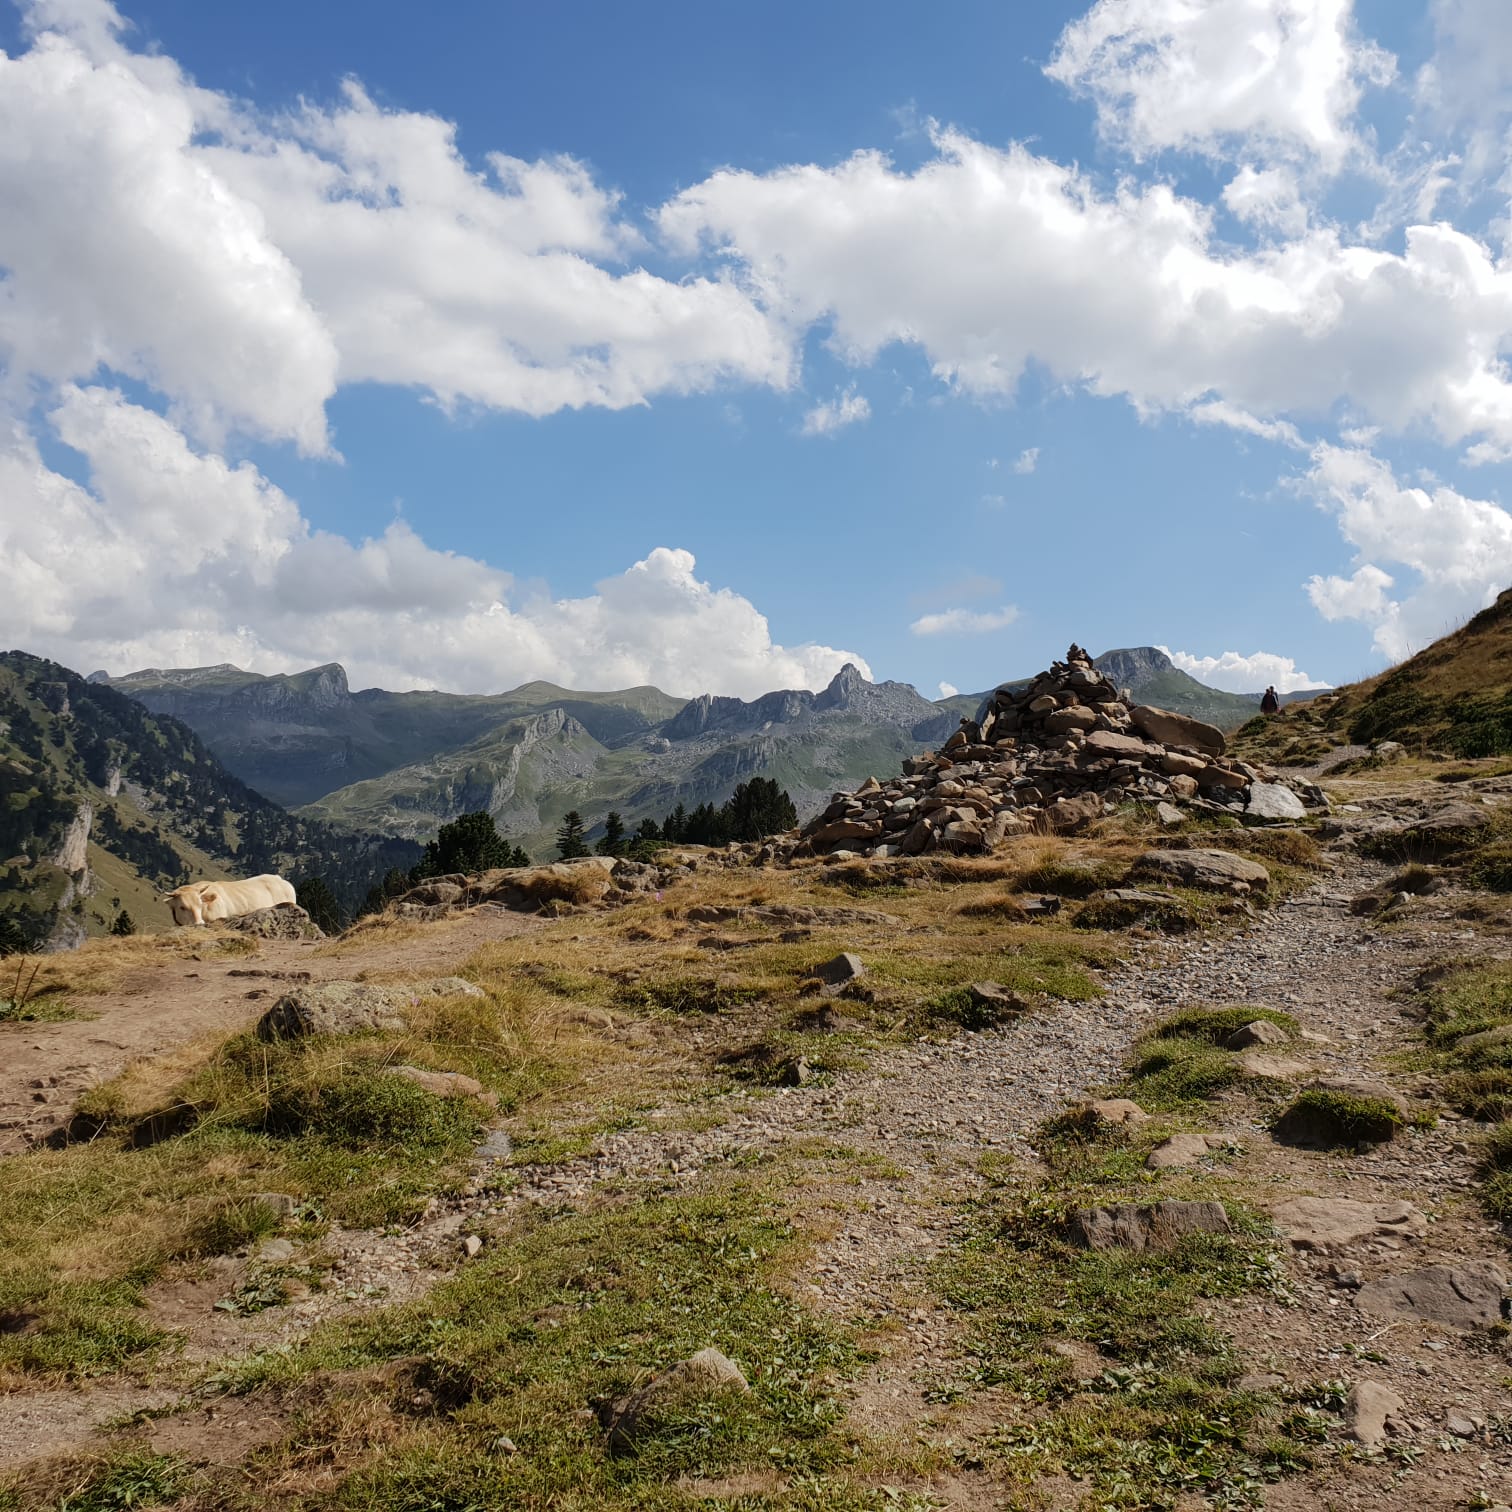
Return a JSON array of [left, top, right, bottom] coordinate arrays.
[[201, 875, 297, 920]]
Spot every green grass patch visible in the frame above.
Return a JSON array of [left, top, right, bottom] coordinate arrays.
[[1146, 1006, 1298, 1046], [198, 1175, 866, 1508], [1015, 857, 1127, 899], [10, 1448, 193, 1512], [1273, 1089, 1404, 1148], [934, 1181, 1300, 1506], [615, 977, 767, 1015]]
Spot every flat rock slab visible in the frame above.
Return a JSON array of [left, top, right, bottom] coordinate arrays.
[[256, 977, 484, 1039], [1130, 849, 1271, 892], [1246, 783, 1307, 822], [1238, 1051, 1315, 1080], [1355, 1263, 1508, 1329], [1226, 1019, 1288, 1049], [1130, 704, 1225, 757], [1068, 1199, 1230, 1251], [1346, 1380, 1406, 1448], [1271, 1196, 1428, 1250], [1145, 1133, 1225, 1170]]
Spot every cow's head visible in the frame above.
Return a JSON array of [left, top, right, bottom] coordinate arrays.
[[161, 886, 205, 927]]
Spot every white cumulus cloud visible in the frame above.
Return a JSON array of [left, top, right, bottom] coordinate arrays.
[[1302, 443, 1512, 659], [800, 386, 871, 436], [1160, 645, 1330, 693], [661, 127, 1512, 457], [910, 606, 1020, 637], [937, 681, 960, 699], [1012, 447, 1039, 474], [1045, 0, 1395, 170], [0, 389, 868, 698]]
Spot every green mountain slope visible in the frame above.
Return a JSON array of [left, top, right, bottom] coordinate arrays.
[[100, 665, 685, 808], [0, 652, 420, 950], [1232, 588, 1512, 764]]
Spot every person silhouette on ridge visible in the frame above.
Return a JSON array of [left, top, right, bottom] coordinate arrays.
[[1260, 685, 1280, 715]]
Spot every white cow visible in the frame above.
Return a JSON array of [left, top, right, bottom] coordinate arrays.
[[162, 874, 297, 926]]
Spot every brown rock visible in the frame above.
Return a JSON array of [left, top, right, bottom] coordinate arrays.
[[1131, 848, 1270, 891], [1225, 1019, 1288, 1049], [1047, 793, 1104, 832], [1145, 1133, 1222, 1170], [1129, 705, 1226, 757], [1083, 730, 1153, 760], [256, 977, 483, 1039], [1081, 1098, 1149, 1126], [1068, 1199, 1231, 1251], [1355, 1263, 1508, 1329], [1346, 1381, 1405, 1448], [1271, 1196, 1428, 1250], [1160, 750, 1209, 778], [1167, 774, 1199, 799], [386, 1066, 495, 1105]]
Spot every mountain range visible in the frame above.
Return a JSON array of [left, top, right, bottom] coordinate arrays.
[[100, 646, 1293, 857]]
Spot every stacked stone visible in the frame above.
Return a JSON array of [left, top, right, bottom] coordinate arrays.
[[798, 643, 1305, 860]]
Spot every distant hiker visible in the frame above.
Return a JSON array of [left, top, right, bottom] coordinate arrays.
[[1260, 685, 1280, 715]]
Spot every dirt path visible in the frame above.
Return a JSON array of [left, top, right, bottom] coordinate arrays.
[[0, 910, 542, 1155]]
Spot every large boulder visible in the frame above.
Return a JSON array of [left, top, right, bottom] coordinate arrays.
[[1130, 849, 1270, 892], [256, 976, 484, 1039], [229, 903, 324, 941], [1129, 705, 1225, 757]]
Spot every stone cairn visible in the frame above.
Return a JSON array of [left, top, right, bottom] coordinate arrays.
[[797, 644, 1317, 860]]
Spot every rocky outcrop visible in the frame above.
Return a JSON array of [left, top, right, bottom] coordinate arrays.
[[49, 803, 93, 877], [256, 976, 483, 1039], [1068, 1199, 1231, 1251], [793, 645, 1319, 861], [228, 903, 325, 941]]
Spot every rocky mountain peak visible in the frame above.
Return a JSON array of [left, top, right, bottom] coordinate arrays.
[[814, 662, 869, 711], [1094, 646, 1175, 688]]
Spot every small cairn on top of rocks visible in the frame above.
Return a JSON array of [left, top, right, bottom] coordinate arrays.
[[796, 644, 1320, 860]]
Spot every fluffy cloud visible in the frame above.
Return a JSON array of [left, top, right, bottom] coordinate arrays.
[[1161, 645, 1329, 693], [800, 386, 871, 436], [1302, 443, 1512, 658], [1012, 447, 1040, 474], [937, 681, 960, 699], [0, 389, 867, 698], [1046, 0, 1394, 169], [0, 20, 338, 452], [661, 128, 1512, 456], [910, 606, 1020, 637], [0, 1, 791, 445]]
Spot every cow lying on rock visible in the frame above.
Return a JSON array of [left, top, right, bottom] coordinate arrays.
[[162, 874, 296, 926]]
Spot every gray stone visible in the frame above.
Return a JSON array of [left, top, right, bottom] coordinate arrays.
[[1154, 802, 1185, 828], [256, 976, 484, 1039], [1130, 848, 1271, 892], [813, 952, 865, 986], [1068, 1199, 1230, 1251], [1225, 1019, 1288, 1049], [462, 1234, 484, 1259], [966, 982, 1030, 1020], [1271, 1196, 1428, 1250], [603, 1348, 750, 1454], [1354, 1263, 1508, 1329], [229, 903, 325, 941], [1083, 730, 1154, 760], [1345, 1380, 1405, 1448], [1129, 705, 1226, 757], [254, 1237, 296, 1263], [386, 1065, 495, 1103], [1237, 1050, 1314, 1081], [1246, 782, 1307, 822], [472, 1129, 514, 1162]]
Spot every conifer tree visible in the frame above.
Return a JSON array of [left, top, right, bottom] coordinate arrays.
[[557, 811, 589, 859]]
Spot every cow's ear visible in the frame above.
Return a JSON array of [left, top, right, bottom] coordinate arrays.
[[201, 888, 218, 904]]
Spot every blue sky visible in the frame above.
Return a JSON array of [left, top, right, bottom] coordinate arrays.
[[1, 0, 1510, 700]]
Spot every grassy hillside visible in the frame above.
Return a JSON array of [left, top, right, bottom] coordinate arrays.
[[0, 652, 421, 949], [1232, 589, 1512, 765]]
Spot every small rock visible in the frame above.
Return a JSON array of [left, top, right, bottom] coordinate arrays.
[[387, 1065, 496, 1104], [966, 982, 1030, 1021], [1154, 801, 1185, 828], [462, 1235, 484, 1259], [492, 1436, 518, 1455], [1144, 1133, 1220, 1170], [255, 1237, 296, 1263], [1130, 848, 1271, 892], [248, 1192, 299, 1219], [602, 1347, 750, 1454], [1238, 1051, 1314, 1081], [1246, 783, 1307, 822], [1081, 1098, 1149, 1127], [1445, 1413, 1479, 1439], [1345, 1380, 1405, 1448], [1068, 1199, 1230, 1251], [813, 952, 865, 986], [1225, 1019, 1288, 1050]]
